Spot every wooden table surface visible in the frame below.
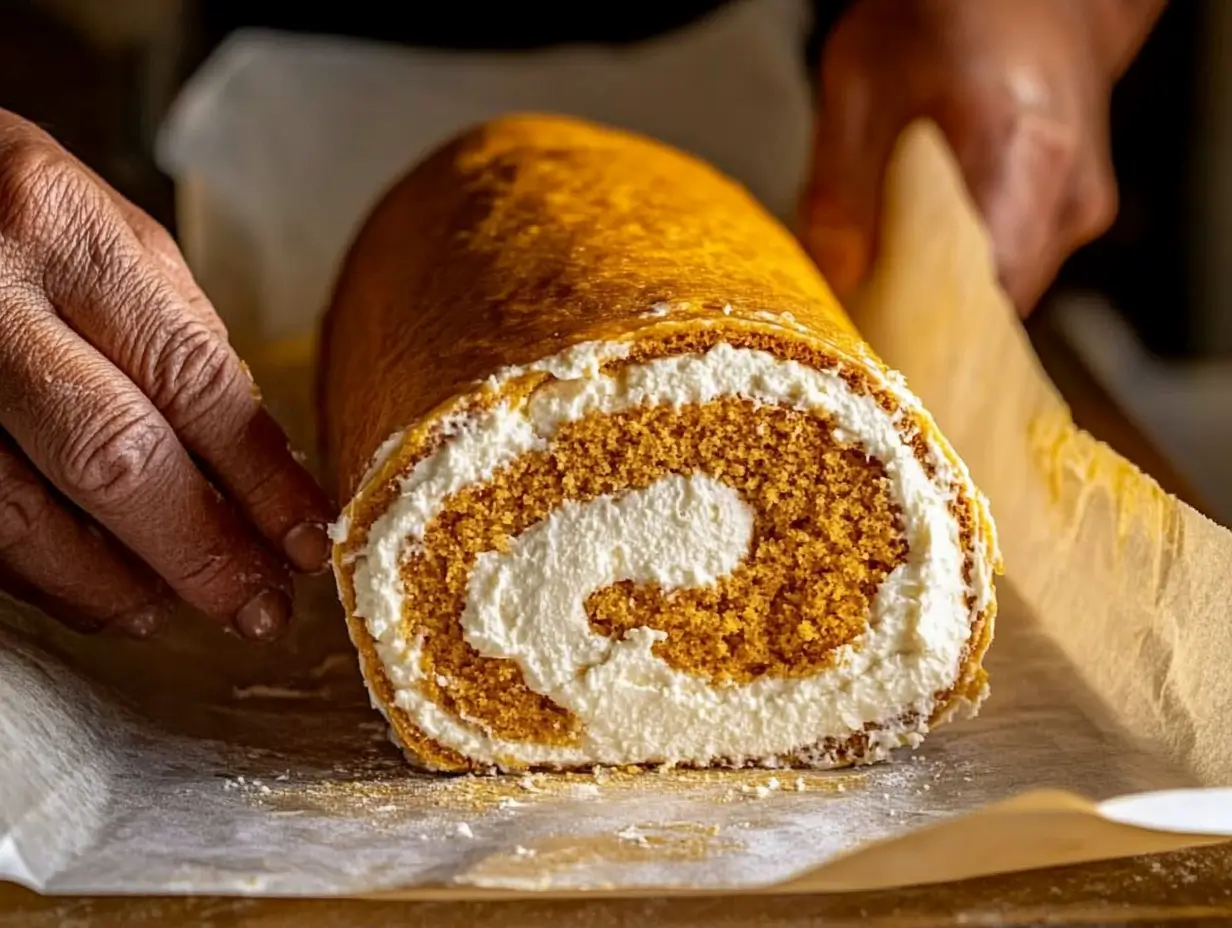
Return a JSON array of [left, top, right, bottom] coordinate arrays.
[[2, 843, 1231, 927], [2, 304, 1227, 927]]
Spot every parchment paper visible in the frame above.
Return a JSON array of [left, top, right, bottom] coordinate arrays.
[[3, 109, 1232, 898]]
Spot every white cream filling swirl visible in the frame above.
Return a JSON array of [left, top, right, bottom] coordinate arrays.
[[345, 341, 990, 767]]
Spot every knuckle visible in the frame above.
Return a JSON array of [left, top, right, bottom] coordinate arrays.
[[1074, 173, 1119, 242], [0, 141, 66, 228], [241, 460, 284, 508], [0, 138, 136, 298], [175, 544, 242, 594], [173, 539, 279, 610], [60, 210, 138, 302], [59, 403, 178, 506], [0, 458, 51, 552], [0, 143, 85, 253], [148, 323, 249, 432], [129, 212, 180, 261], [230, 453, 295, 526]]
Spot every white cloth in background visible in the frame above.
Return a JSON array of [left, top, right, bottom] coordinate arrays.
[[155, 0, 815, 344]]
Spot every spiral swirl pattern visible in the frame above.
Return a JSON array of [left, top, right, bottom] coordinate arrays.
[[336, 338, 996, 771]]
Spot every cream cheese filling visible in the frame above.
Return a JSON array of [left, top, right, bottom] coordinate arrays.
[[345, 341, 989, 767]]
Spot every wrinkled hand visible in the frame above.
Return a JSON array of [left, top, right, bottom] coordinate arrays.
[[801, 0, 1163, 315], [0, 111, 334, 641]]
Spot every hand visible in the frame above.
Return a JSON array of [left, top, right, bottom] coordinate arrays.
[[0, 111, 334, 641], [800, 0, 1164, 315]]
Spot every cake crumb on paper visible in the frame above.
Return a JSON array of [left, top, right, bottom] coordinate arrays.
[[616, 825, 651, 848], [740, 776, 782, 799], [518, 775, 544, 793], [308, 653, 355, 679]]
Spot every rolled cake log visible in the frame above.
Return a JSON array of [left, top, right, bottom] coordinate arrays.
[[320, 114, 999, 773]]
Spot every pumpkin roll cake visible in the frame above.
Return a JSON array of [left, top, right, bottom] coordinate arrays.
[[320, 115, 999, 773]]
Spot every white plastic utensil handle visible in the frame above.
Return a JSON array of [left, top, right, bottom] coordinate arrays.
[[1099, 788, 1232, 836]]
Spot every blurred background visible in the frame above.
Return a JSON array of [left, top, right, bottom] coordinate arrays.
[[1, 0, 1229, 521]]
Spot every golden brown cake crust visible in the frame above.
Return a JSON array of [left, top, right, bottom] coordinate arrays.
[[318, 114, 867, 497], [319, 114, 999, 773]]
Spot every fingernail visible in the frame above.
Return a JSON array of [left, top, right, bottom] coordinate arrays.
[[114, 602, 169, 639], [235, 589, 292, 642], [283, 521, 332, 574], [804, 224, 868, 296]]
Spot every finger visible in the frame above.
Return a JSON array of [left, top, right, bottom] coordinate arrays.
[[68, 155, 230, 342], [111, 199, 228, 344], [0, 300, 294, 640], [1058, 115, 1119, 257], [1009, 138, 1116, 315], [799, 69, 902, 301], [25, 158, 335, 574], [943, 101, 1075, 316], [0, 431, 171, 637], [0, 117, 226, 340]]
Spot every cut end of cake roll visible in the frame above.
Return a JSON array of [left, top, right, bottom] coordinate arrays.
[[330, 320, 998, 773]]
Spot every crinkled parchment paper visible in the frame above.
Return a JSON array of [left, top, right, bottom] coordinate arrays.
[[2, 120, 1231, 900]]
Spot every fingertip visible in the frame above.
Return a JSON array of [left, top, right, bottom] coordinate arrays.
[[1000, 261, 1054, 321], [803, 221, 871, 298], [29, 595, 110, 635], [234, 587, 293, 642], [216, 406, 337, 559], [112, 600, 172, 640], [283, 521, 332, 574], [59, 611, 109, 635]]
